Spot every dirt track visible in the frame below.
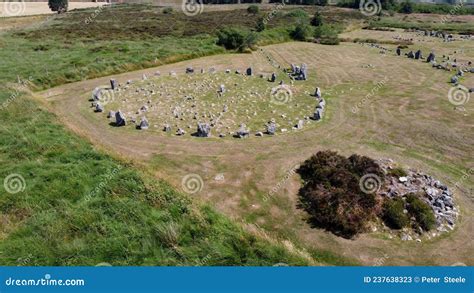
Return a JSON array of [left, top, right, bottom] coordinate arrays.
[[41, 35, 474, 265]]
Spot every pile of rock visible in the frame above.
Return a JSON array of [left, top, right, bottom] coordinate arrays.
[[289, 63, 308, 80], [377, 159, 458, 232], [311, 87, 325, 121]]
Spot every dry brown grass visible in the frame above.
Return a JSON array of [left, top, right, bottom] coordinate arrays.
[[42, 30, 474, 265]]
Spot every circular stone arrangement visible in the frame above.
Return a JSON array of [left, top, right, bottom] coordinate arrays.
[[89, 66, 326, 138]]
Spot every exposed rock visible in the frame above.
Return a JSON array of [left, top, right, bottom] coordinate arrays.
[[236, 123, 249, 138], [95, 103, 104, 113], [197, 122, 211, 137], [138, 117, 149, 130], [110, 79, 118, 90], [176, 128, 185, 136], [266, 121, 277, 135], [115, 111, 126, 126], [427, 52, 435, 63], [246, 67, 253, 76], [315, 87, 321, 99]]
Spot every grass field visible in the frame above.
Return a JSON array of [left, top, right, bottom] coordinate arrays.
[[1, 3, 473, 266]]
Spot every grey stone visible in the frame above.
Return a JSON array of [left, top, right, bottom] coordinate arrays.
[[270, 73, 276, 82], [115, 111, 126, 126], [95, 103, 104, 113], [107, 110, 115, 118], [427, 52, 435, 63], [197, 123, 211, 137], [176, 128, 185, 136], [186, 67, 194, 74], [415, 50, 422, 60], [315, 87, 321, 99], [313, 108, 323, 121], [138, 117, 149, 130], [246, 67, 253, 76], [110, 79, 118, 90], [296, 120, 304, 129], [236, 123, 250, 138], [266, 121, 276, 135], [163, 124, 171, 132]]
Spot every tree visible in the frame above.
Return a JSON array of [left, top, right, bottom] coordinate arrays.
[[247, 4, 260, 14], [290, 23, 311, 41], [256, 17, 266, 32], [400, 0, 414, 14], [310, 12, 323, 27], [216, 27, 258, 52], [48, 0, 68, 13]]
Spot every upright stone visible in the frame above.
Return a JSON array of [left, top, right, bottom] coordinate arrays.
[[138, 117, 149, 130], [110, 79, 118, 90], [427, 52, 435, 63], [415, 50, 422, 60], [246, 67, 253, 76], [115, 110, 126, 126], [197, 123, 211, 137], [315, 87, 322, 99], [270, 73, 276, 82], [266, 121, 276, 135], [95, 103, 104, 113], [236, 123, 250, 138], [396, 47, 401, 56]]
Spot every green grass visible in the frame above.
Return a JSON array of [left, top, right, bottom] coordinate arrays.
[[0, 3, 359, 266], [367, 18, 474, 35]]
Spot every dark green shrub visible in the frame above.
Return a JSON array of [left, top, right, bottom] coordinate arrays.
[[313, 25, 340, 45], [163, 7, 173, 14], [388, 167, 408, 178], [247, 4, 260, 14], [286, 9, 309, 19], [256, 17, 266, 32], [48, 0, 68, 13], [310, 12, 323, 27], [297, 151, 384, 238], [406, 194, 436, 231], [291, 24, 311, 41], [382, 198, 409, 229], [400, 0, 414, 14], [216, 27, 258, 52]]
